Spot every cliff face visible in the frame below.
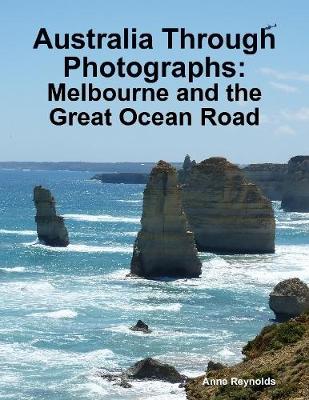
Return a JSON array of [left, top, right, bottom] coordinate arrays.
[[242, 163, 287, 201], [33, 186, 69, 247], [130, 161, 202, 278], [182, 157, 275, 254], [186, 314, 309, 400], [282, 156, 309, 212]]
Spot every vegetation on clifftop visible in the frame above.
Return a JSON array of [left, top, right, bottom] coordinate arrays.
[[186, 314, 309, 400]]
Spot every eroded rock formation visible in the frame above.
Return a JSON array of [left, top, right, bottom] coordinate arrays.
[[178, 154, 196, 184], [206, 361, 227, 372], [130, 161, 202, 278], [182, 157, 275, 254], [281, 156, 309, 212], [33, 186, 69, 247], [126, 358, 185, 383], [242, 163, 287, 200], [99, 357, 185, 387], [269, 278, 309, 321], [129, 320, 152, 334]]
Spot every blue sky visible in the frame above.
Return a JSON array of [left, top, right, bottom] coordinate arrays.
[[0, 0, 308, 163]]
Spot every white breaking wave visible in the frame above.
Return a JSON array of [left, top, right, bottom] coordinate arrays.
[[277, 219, 309, 226], [83, 375, 186, 400], [30, 309, 77, 319], [110, 231, 138, 238], [116, 200, 142, 203], [0, 266, 26, 273], [0, 229, 36, 236], [124, 231, 138, 237], [63, 213, 140, 224], [0, 281, 56, 297], [217, 348, 236, 358], [171, 244, 309, 292], [25, 243, 132, 254], [0, 342, 116, 368], [109, 302, 182, 312], [105, 324, 233, 339]]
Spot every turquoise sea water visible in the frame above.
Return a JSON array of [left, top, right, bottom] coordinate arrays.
[[0, 169, 308, 400]]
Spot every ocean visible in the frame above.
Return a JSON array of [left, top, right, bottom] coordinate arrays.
[[0, 169, 308, 400]]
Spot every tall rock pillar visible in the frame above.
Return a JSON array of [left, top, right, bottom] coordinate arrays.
[[130, 161, 202, 278], [33, 186, 69, 247]]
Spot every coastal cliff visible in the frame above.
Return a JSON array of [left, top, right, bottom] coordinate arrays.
[[130, 160, 202, 278], [182, 157, 275, 254], [282, 156, 309, 212], [242, 163, 287, 200], [33, 186, 69, 247], [186, 313, 309, 400]]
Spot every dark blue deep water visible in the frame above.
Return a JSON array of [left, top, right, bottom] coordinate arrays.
[[0, 169, 308, 399]]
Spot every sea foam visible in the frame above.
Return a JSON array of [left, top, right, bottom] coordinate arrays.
[[25, 243, 132, 254], [0, 266, 26, 273], [0, 229, 36, 236], [30, 309, 77, 319], [63, 213, 140, 223]]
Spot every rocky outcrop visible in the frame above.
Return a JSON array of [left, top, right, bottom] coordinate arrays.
[[130, 320, 152, 334], [100, 357, 185, 387], [269, 278, 309, 321], [126, 358, 185, 383], [130, 161, 202, 278], [182, 157, 275, 254], [178, 154, 196, 184], [242, 163, 287, 200], [33, 186, 69, 247], [282, 156, 309, 212], [98, 371, 132, 388], [206, 361, 227, 372], [92, 172, 149, 184], [186, 314, 309, 400]]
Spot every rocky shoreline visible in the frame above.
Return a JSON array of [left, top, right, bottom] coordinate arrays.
[[185, 313, 309, 400], [98, 280, 309, 398], [27, 156, 309, 399]]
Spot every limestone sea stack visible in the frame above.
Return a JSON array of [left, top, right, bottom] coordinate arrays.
[[269, 278, 309, 321], [130, 161, 202, 278], [242, 163, 287, 201], [281, 156, 309, 212], [182, 157, 275, 254], [33, 186, 69, 247], [178, 154, 196, 184]]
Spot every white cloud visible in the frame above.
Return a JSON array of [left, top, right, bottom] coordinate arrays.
[[260, 68, 309, 83], [269, 81, 298, 93], [281, 107, 309, 121], [274, 125, 296, 136]]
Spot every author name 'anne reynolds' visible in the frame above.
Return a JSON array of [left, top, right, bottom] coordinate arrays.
[[203, 377, 276, 388]]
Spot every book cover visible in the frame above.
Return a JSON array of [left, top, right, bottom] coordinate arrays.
[[0, 1, 308, 399]]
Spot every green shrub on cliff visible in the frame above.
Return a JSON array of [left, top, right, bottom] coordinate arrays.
[[243, 319, 306, 359]]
